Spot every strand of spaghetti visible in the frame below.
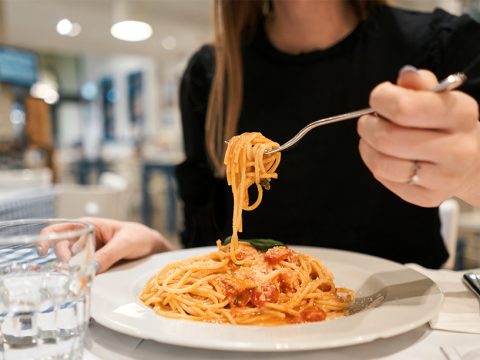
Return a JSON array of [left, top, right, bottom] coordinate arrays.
[[191, 288, 226, 301], [279, 260, 311, 284], [286, 278, 323, 308], [263, 303, 301, 317], [229, 134, 243, 251], [173, 269, 193, 289], [161, 274, 219, 294], [178, 297, 229, 310], [153, 308, 203, 321], [170, 298, 185, 315], [205, 309, 224, 322], [311, 260, 332, 280], [155, 287, 225, 307], [258, 309, 287, 319], [218, 309, 236, 324], [155, 253, 225, 274], [244, 183, 264, 211], [177, 301, 197, 316], [263, 269, 283, 282], [182, 260, 229, 270]]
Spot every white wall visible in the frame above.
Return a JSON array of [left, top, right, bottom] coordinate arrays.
[[78, 51, 192, 163], [81, 54, 158, 142]]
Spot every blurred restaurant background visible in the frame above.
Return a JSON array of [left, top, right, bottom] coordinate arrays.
[[0, 0, 479, 268]]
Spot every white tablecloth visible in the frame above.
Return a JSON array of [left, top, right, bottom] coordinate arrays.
[[84, 267, 480, 360], [85, 322, 480, 360]]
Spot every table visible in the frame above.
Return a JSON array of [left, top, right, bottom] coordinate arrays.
[[86, 321, 479, 360], [459, 211, 480, 232]]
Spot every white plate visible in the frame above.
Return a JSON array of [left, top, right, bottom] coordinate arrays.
[[91, 246, 443, 352]]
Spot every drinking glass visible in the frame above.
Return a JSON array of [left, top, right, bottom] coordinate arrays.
[[0, 219, 96, 360]]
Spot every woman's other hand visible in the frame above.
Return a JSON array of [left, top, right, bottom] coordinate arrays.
[[82, 217, 176, 273], [358, 66, 480, 207]]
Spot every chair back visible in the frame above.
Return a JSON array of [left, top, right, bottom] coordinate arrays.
[[439, 198, 460, 269], [55, 184, 128, 220], [0, 168, 52, 188]]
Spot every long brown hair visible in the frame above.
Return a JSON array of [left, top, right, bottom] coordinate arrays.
[[206, 0, 384, 177]]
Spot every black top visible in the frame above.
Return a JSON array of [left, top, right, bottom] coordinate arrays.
[[176, 6, 480, 268]]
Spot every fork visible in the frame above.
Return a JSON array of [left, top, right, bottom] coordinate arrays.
[[260, 73, 466, 155], [463, 272, 480, 301]]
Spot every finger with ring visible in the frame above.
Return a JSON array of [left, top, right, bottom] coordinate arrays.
[[407, 161, 421, 185]]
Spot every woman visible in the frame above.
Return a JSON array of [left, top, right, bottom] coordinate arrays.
[[176, 0, 480, 267], [91, 0, 480, 272]]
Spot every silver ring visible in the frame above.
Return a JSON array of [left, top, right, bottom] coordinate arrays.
[[407, 161, 421, 185]]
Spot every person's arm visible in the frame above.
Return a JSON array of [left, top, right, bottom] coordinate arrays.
[[176, 45, 226, 248], [357, 66, 480, 207], [82, 217, 175, 274]]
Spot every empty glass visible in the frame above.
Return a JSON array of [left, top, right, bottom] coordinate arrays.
[[0, 219, 95, 360]]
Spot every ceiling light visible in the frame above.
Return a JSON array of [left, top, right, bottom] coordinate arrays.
[[80, 82, 98, 101], [69, 23, 82, 37], [110, 0, 153, 42], [30, 83, 59, 104], [57, 19, 72, 35], [111, 20, 152, 42], [56, 18, 82, 37], [30, 72, 60, 105]]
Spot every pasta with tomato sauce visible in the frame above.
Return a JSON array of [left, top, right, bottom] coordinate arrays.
[[139, 132, 355, 325]]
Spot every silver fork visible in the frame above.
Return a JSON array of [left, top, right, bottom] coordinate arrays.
[[262, 73, 466, 155], [463, 272, 480, 301]]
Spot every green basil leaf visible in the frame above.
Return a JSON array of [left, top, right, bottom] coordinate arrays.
[[223, 236, 286, 252]]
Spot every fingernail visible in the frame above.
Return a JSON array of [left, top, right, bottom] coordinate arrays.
[[399, 65, 418, 75], [94, 261, 100, 274]]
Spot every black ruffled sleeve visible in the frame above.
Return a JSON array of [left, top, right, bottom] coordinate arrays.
[[175, 45, 228, 248]]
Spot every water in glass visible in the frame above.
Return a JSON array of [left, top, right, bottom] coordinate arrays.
[[0, 219, 95, 360]]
